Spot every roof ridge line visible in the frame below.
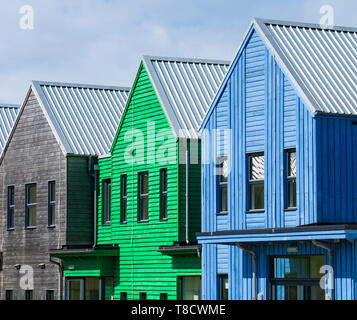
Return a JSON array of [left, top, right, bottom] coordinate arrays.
[[142, 55, 230, 65], [31, 80, 130, 91], [253, 17, 357, 33]]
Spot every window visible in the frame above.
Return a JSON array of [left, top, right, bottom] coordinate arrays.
[[7, 186, 15, 230], [120, 175, 127, 223], [179, 276, 201, 300], [102, 179, 111, 225], [270, 255, 325, 300], [46, 290, 54, 300], [217, 156, 228, 213], [248, 153, 264, 210], [25, 290, 33, 300], [25, 184, 37, 228], [219, 275, 229, 300], [139, 292, 146, 300], [5, 290, 13, 300], [286, 149, 297, 209], [160, 169, 168, 220], [160, 293, 168, 300], [120, 292, 127, 300], [48, 181, 56, 226], [138, 172, 149, 221]]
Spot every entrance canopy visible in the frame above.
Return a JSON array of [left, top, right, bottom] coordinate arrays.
[[197, 224, 357, 244]]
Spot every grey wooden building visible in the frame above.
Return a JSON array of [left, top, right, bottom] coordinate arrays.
[[0, 81, 129, 300]]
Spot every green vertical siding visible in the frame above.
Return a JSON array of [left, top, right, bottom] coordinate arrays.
[[96, 63, 200, 300]]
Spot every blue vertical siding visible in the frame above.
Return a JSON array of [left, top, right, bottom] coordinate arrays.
[[316, 117, 357, 223], [203, 241, 357, 300]]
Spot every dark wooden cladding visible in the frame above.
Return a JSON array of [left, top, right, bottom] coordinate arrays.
[[0, 90, 94, 300]]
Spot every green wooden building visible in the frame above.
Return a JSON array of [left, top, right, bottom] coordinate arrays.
[[51, 56, 229, 300]]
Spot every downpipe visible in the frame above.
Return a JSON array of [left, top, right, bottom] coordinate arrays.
[[236, 243, 257, 300], [48, 254, 63, 300], [312, 240, 334, 300]]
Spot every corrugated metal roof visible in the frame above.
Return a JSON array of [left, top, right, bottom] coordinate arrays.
[[32, 81, 130, 155], [254, 18, 357, 115], [0, 104, 20, 154], [143, 56, 230, 139]]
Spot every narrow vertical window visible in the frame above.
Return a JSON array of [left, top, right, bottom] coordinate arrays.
[[25, 183, 37, 228], [139, 292, 146, 300], [46, 290, 54, 300], [7, 186, 15, 230], [120, 175, 127, 223], [248, 153, 264, 210], [5, 290, 13, 300], [160, 169, 168, 220], [160, 293, 168, 300], [25, 290, 33, 300], [102, 179, 111, 225], [48, 181, 56, 226], [217, 156, 228, 213], [219, 275, 229, 300], [138, 172, 149, 222], [120, 292, 127, 300], [286, 149, 297, 208]]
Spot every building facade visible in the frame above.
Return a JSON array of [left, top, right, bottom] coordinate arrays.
[[0, 82, 129, 300], [52, 56, 230, 300], [197, 19, 357, 300]]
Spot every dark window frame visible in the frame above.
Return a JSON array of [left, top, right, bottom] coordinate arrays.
[[25, 289, 33, 300], [160, 169, 168, 221], [25, 183, 37, 229], [178, 276, 202, 300], [216, 156, 228, 214], [46, 289, 55, 300], [139, 292, 147, 300], [5, 289, 13, 300], [120, 292, 127, 300], [285, 148, 297, 210], [247, 152, 265, 212], [7, 185, 15, 230], [48, 181, 56, 227], [120, 175, 127, 224], [219, 274, 229, 300], [138, 172, 149, 222], [160, 293, 168, 300], [102, 179, 111, 225]]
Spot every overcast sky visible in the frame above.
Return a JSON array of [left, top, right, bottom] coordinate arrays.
[[0, 0, 356, 104]]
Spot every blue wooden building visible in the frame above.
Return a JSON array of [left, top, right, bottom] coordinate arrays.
[[197, 19, 357, 300]]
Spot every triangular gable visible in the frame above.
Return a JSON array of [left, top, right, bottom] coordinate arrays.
[[201, 18, 357, 130]]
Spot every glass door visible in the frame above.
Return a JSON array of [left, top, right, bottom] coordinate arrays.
[[270, 255, 325, 300], [67, 279, 84, 300]]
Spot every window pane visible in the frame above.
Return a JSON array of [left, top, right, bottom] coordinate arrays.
[[141, 197, 149, 220], [250, 182, 264, 210], [29, 206, 36, 226], [28, 185, 36, 204], [6, 290, 13, 300], [220, 158, 228, 183], [69, 280, 82, 300], [50, 182, 56, 201], [85, 278, 100, 300], [250, 155, 264, 180], [120, 292, 127, 300], [274, 256, 324, 279], [288, 151, 296, 177], [141, 173, 148, 194], [288, 179, 297, 208], [220, 275, 229, 300], [220, 185, 228, 212], [181, 276, 201, 300], [8, 187, 14, 206], [46, 290, 54, 300], [49, 205, 55, 225]]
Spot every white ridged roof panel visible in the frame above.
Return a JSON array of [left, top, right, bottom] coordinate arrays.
[[143, 56, 230, 139], [32, 81, 130, 155], [0, 105, 20, 154], [255, 19, 357, 115]]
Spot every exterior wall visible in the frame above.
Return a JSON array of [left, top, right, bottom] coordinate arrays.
[[96, 63, 200, 300], [203, 240, 357, 300], [315, 116, 357, 223], [202, 28, 318, 234], [66, 156, 93, 245], [0, 90, 67, 300]]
